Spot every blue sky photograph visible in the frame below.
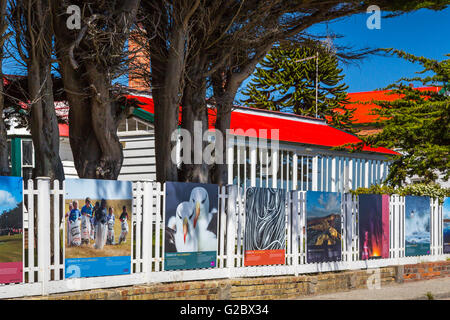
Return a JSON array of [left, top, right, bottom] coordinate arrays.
[[0, 177, 23, 214], [306, 191, 341, 218], [444, 198, 450, 220], [405, 196, 430, 219], [65, 178, 132, 200]]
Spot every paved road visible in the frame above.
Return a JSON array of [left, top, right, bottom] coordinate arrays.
[[298, 277, 450, 300]]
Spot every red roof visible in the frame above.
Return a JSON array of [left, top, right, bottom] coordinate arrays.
[[59, 94, 398, 156], [225, 108, 397, 155], [345, 86, 441, 124], [59, 124, 69, 137]]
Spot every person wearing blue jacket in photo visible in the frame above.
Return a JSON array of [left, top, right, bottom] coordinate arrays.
[[68, 201, 81, 246], [94, 199, 108, 249], [81, 197, 93, 217], [68, 201, 81, 222]]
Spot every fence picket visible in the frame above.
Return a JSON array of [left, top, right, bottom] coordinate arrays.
[[226, 186, 237, 270], [219, 186, 227, 268], [51, 180, 61, 281], [135, 182, 143, 273], [25, 179, 35, 283], [286, 191, 292, 265], [291, 191, 299, 272], [154, 183, 162, 272], [37, 178, 51, 295], [142, 181, 152, 282]]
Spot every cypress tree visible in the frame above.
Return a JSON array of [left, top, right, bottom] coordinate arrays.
[[364, 50, 450, 186]]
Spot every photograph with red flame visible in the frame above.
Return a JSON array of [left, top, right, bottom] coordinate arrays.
[[358, 194, 389, 260]]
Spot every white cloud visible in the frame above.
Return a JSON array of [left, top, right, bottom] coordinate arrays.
[[0, 190, 18, 212]]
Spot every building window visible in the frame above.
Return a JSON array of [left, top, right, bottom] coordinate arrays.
[[22, 139, 34, 180], [7, 140, 11, 168], [297, 155, 312, 191]]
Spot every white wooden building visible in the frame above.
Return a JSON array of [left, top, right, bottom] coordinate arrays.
[[7, 93, 396, 191]]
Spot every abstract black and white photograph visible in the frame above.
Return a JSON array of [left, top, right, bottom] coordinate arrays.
[[244, 187, 287, 266]]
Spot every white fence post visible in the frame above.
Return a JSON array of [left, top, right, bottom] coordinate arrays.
[[391, 195, 401, 259], [142, 181, 153, 282], [298, 192, 306, 265], [343, 193, 355, 262], [226, 185, 237, 270], [312, 156, 318, 191], [25, 179, 36, 284], [431, 198, 441, 256], [291, 190, 299, 274], [219, 186, 227, 268], [437, 198, 443, 256], [37, 177, 51, 296]]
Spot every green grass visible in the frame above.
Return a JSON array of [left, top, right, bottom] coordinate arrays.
[[0, 234, 23, 262]]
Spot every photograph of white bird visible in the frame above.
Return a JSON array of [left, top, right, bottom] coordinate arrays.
[[167, 201, 198, 252], [189, 187, 217, 251]]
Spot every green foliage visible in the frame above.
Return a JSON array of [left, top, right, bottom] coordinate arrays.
[[242, 42, 354, 130], [0, 203, 23, 230], [350, 184, 395, 196], [362, 50, 450, 186], [351, 183, 450, 203]]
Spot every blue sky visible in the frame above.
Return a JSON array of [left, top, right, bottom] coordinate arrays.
[[0, 177, 23, 214], [236, 7, 450, 102], [3, 7, 448, 99], [306, 191, 341, 218], [65, 178, 132, 200], [444, 198, 450, 220], [405, 195, 430, 218]]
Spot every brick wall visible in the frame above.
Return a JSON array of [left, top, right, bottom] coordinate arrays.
[[403, 261, 450, 282], [128, 33, 150, 92], [14, 261, 450, 300]]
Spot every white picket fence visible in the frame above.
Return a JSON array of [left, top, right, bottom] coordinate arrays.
[[0, 178, 447, 299]]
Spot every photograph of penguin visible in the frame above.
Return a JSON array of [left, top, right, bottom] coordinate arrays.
[[167, 201, 198, 252], [164, 182, 218, 255], [189, 187, 218, 251]]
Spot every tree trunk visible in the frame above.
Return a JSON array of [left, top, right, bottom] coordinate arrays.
[[150, 26, 187, 183], [0, 0, 9, 176], [211, 70, 240, 186], [153, 90, 180, 183], [210, 52, 270, 185], [26, 0, 64, 181], [213, 109, 231, 185], [55, 57, 125, 180], [85, 63, 124, 179], [55, 51, 102, 178], [0, 74, 8, 176], [51, 0, 140, 180], [180, 73, 209, 183], [27, 63, 65, 181]]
